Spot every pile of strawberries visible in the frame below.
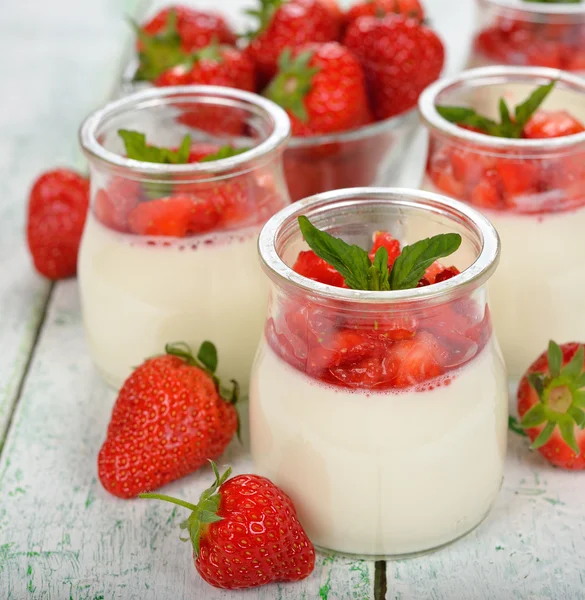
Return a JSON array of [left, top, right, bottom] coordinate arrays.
[[267, 231, 491, 390], [475, 16, 585, 72]]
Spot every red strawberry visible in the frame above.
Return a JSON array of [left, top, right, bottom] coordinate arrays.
[[293, 250, 347, 287], [469, 169, 504, 210], [98, 343, 239, 498], [140, 462, 315, 589], [343, 14, 444, 119], [265, 42, 371, 136], [128, 195, 220, 237], [140, 6, 236, 53], [187, 142, 222, 163], [517, 341, 585, 470], [26, 169, 89, 280], [523, 110, 585, 139], [94, 177, 141, 232], [388, 331, 443, 388], [345, 0, 425, 26], [368, 230, 401, 266], [434, 266, 460, 283], [245, 0, 341, 87]]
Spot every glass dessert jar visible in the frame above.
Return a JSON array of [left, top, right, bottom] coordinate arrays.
[[283, 110, 419, 202], [419, 66, 585, 377], [78, 86, 291, 391], [249, 187, 507, 558], [470, 0, 585, 72]]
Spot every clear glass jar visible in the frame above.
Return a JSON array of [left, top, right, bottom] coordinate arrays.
[[470, 0, 585, 72], [78, 86, 291, 391], [419, 66, 585, 377], [283, 110, 419, 202], [249, 188, 507, 558]]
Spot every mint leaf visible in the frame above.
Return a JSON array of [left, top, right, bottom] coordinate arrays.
[[197, 341, 218, 374], [436, 106, 501, 136], [437, 80, 557, 139], [389, 234, 462, 291], [118, 130, 191, 164], [199, 146, 251, 162], [298, 216, 373, 290], [372, 247, 390, 291], [514, 80, 556, 131]]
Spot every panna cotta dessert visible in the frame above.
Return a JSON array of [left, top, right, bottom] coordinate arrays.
[[419, 67, 585, 377], [78, 86, 291, 390], [470, 0, 585, 73], [250, 188, 508, 557]]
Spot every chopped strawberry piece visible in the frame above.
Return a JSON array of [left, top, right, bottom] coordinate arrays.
[[523, 110, 585, 139], [434, 266, 460, 283], [128, 195, 219, 237], [369, 315, 418, 341], [417, 277, 431, 287], [470, 170, 504, 210], [293, 250, 347, 287], [389, 333, 443, 388], [368, 231, 401, 266], [94, 178, 141, 232], [423, 261, 444, 284], [329, 355, 390, 389], [307, 329, 377, 375], [430, 169, 465, 199], [495, 158, 539, 197]]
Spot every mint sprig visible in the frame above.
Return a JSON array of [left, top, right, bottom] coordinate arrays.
[[437, 80, 557, 139], [118, 130, 191, 164], [297, 216, 462, 291], [199, 146, 251, 162]]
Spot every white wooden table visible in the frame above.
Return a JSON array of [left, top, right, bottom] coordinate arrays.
[[1, 1, 584, 598]]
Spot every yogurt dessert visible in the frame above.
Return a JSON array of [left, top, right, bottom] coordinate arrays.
[[470, 0, 585, 73], [250, 188, 508, 557], [419, 67, 585, 377], [78, 86, 291, 390]]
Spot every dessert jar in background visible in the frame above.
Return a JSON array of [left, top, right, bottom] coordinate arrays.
[[283, 110, 419, 202], [419, 66, 585, 377], [78, 86, 291, 391], [470, 0, 585, 72], [250, 188, 507, 558]]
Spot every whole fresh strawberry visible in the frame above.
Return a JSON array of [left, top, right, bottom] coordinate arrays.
[[517, 341, 585, 470], [344, 0, 425, 26], [140, 462, 315, 589], [26, 169, 89, 280], [98, 342, 239, 499], [265, 42, 371, 136], [245, 0, 341, 88], [140, 6, 236, 52], [343, 14, 444, 119]]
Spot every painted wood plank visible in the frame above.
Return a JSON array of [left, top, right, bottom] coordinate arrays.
[[0, 282, 375, 599], [0, 0, 147, 444]]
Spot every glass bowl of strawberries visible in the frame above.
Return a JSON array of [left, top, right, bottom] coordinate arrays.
[[470, 0, 585, 72], [78, 85, 291, 391], [250, 187, 507, 558], [124, 1, 445, 201], [419, 65, 585, 377]]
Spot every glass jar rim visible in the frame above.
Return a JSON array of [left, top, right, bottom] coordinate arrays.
[[258, 187, 500, 305], [479, 0, 585, 16], [419, 66, 585, 151], [79, 85, 291, 175]]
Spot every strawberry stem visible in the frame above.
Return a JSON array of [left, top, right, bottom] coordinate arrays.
[[139, 493, 199, 512]]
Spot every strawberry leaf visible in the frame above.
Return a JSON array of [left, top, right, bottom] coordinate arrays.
[[197, 341, 218, 373], [199, 146, 251, 162], [244, 0, 285, 39], [547, 340, 563, 378], [531, 421, 556, 449], [568, 406, 585, 428], [528, 372, 546, 398], [561, 345, 584, 379], [118, 130, 191, 164], [389, 234, 462, 291], [521, 403, 547, 428], [508, 416, 528, 437], [558, 417, 580, 454]]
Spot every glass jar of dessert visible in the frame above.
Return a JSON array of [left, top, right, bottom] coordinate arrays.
[[78, 85, 291, 391], [470, 0, 585, 73], [419, 66, 585, 377], [249, 187, 507, 558]]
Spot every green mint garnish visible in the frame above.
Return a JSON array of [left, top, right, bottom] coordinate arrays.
[[437, 80, 557, 139], [297, 216, 462, 292], [199, 146, 251, 162], [118, 130, 191, 164]]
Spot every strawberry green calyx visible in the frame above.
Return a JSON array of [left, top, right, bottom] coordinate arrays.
[[165, 341, 240, 404], [140, 461, 231, 555], [264, 49, 320, 122], [132, 10, 195, 82], [244, 0, 285, 39], [437, 80, 557, 139], [298, 216, 461, 291], [522, 341, 585, 454], [195, 38, 225, 63]]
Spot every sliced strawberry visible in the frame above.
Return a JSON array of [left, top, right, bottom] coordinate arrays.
[[389, 333, 443, 388], [434, 266, 460, 283], [470, 170, 504, 210], [368, 231, 401, 266], [94, 178, 141, 232], [329, 354, 391, 389], [368, 315, 418, 341], [423, 261, 444, 284], [523, 110, 585, 139], [293, 250, 347, 287], [128, 195, 219, 237], [495, 158, 540, 198]]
